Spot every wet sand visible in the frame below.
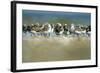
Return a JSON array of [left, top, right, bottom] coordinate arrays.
[[22, 36, 91, 63]]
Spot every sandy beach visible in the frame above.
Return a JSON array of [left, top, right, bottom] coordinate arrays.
[[22, 36, 91, 63]]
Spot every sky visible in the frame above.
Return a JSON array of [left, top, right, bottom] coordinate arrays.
[[22, 10, 91, 26]]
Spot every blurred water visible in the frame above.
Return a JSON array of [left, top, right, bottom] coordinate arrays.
[[22, 35, 91, 63]]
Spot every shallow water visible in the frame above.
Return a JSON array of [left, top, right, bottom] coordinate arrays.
[[22, 36, 91, 63]]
